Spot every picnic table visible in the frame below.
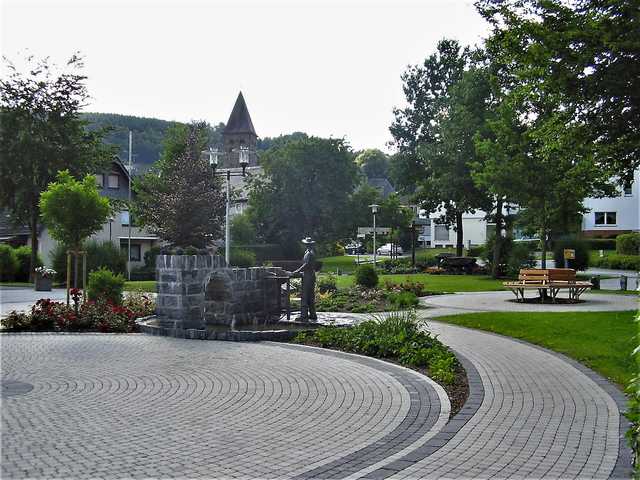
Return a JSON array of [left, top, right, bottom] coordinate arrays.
[[503, 268, 592, 303]]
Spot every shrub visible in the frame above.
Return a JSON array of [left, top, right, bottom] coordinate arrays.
[[553, 237, 590, 271], [467, 245, 484, 257], [123, 292, 156, 317], [87, 268, 125, 305], [617, 233, 640, 255], [14, 246, 42, 282], [584, 238, 617, 251], [0, 244, 18, 281], [481, 235, 536, 277], [592, 254, 640, 271], [384, 280, 426, 296], [626, 313, 640, 473], [230, 248, 256, 267], [51, 240, 127, 284], [387, 291, 419, 309], [355, 264, 378, 288], [316, 274, 337, 294]]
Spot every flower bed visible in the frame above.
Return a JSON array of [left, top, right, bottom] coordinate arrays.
[[1, 290, 155, 333]]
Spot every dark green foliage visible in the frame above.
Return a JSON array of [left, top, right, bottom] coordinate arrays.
[[14, 246, 42, 282], [316, 274, 337, 294], [0, 244, 18, 281], [230, 249, 256, 268], [387, 291, 419, 309], [230, 213, 257, 245], [481, 235, 536, 277], [232, 244, 285, 263], [51, 240, 127, 284], [591, 254, 640, 271], [355, 149, 390, 178], [626, 314, 640, 473], [617, 233, 640, 256], [87, 268, 125, 305], [294, 311, 458, 385], [256, 132, 308, 151], [355, 264, 379, 288], [552, 237, 590, 271], [583, 238, 617, 251], [247, 136, 358, 249], [132, 122, 225, 248]]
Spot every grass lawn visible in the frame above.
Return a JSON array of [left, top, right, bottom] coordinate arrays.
[[0, 282, 34, 287], [124, 281, 156, 293], [434, 310, 637, 386], [333, 273, 506, 293]]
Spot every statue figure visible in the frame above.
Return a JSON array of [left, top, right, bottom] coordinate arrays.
[[291, 237, 317, 322]]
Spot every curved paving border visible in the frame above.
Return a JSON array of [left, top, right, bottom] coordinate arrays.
[[269, 344, 450, 479]]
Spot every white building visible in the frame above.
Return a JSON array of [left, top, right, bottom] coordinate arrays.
[[582, 170, 639, 237]]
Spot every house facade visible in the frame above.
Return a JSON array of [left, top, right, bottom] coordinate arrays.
[[24, 158, 160, 268]]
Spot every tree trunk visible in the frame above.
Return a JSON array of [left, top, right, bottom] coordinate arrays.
[[456, 211, 463, 257], [492, 199, 504, 278], [29, 210, 39, 283]]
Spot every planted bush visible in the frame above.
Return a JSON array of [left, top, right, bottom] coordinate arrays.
[[87, 268, 125, 305], [617, 233, 640, 256], [0, 244, 18, 281], [51, 240, 127, 284], [355, 264, 378, 288], [294, 310, 458, 385], [316, 274, 337, 294], [592, 254, 640, 271], [387, 291, 419, 309], [230, 248, 256, 267], [15, 246, 42, 282]]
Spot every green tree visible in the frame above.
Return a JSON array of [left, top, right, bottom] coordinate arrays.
[[476, 0, 640, 182], [355, 149, 390, 179], [391, 41, 490, 256], [132, 122, 225, 248], [39, 170, 111, 250], [0, 54, 113, 278], [247, 137, 358, 255], [230, 212, 257, 245]]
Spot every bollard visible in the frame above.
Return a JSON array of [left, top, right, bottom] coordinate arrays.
[[590, 275, 600, 290], [619, 275, 628, 291]]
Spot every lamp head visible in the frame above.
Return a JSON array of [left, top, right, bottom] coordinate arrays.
[[369, 204, 379, 214]]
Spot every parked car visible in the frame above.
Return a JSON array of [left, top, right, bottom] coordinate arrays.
[[345, 241, 365, 255], [376, 243, 403, 256]]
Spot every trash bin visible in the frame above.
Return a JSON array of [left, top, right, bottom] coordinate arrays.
[[590, 276, 600, 290], [620, 275, 628, 291]]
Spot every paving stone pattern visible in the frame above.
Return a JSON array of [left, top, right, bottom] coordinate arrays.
[[1, 335, 412, 479]]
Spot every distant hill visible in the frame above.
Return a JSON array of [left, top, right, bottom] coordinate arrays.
[[81, 112, 225, 168], [82, 112, 309, 169]]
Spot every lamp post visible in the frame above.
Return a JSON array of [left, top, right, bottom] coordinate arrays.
[[202, 146, 251, 267], [370, 204, 379, 266]]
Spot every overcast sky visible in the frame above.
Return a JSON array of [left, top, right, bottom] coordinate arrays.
[[2, 0, 490, 152]]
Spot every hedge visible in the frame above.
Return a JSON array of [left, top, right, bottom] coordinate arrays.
[[591, 254, 640, 271], [584, 238, 617, 251], [617, 233, 640, 255]]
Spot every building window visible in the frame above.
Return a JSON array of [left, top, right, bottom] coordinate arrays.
[[121, 242, 141, 261], [434, 225, 449, 241], [96, 174, 104, 188], [108, 174, 119, 189], [594, 212, 617, 225], [624, 181, 633, 196], [120, 211, 136, 226]]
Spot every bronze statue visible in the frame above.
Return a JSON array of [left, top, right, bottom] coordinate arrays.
[[291, 237, 317, 322]]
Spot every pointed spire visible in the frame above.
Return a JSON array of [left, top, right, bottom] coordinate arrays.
[[223, 91, 256, 136]]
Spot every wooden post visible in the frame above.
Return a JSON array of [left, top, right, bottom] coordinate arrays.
[[66, 250, 72, 305]]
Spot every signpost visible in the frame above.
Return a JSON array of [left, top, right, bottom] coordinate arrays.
[[563, 249, 575, 268]]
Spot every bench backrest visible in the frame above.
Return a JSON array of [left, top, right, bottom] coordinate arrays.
[[518, 268, 576, 282]]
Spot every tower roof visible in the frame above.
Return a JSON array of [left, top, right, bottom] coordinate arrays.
[[223, 92, 256, 136]]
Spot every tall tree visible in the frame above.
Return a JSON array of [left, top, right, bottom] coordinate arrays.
[[132, 122, 225, 248], [246, 137, 358, 255], [355, 149, 390, 179], [391, 41, 490, 255], [476, 0, 640, 182], [0, 54, 113, 277]]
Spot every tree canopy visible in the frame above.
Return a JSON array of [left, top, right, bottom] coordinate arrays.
[[246, 136, 358, 255], [132, 122, 225, 248], [39, 170, 111, 250], [0, 54, 113, 275], [355, 149, 390, 179]]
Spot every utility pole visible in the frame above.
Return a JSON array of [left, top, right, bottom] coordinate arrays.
[[128, 130, 132, 281]]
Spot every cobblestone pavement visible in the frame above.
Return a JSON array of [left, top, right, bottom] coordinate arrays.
[[1, 324, 630, 479], [0, 334, 446, 479]]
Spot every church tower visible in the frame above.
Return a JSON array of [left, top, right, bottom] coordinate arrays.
[[222, 92, 258, 168]]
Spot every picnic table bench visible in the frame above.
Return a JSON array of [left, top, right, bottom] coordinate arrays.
[[503, 268, 592, 303]]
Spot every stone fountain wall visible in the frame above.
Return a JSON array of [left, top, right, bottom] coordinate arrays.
[[155, 255, 286, 329]]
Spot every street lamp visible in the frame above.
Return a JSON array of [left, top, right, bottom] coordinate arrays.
[[202, 146, 251, 267], [369, 204, 379, 266]]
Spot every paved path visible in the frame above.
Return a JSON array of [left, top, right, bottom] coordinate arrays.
[[1, 328, 631, 479], [420, 290, 637, 315], [0, 286, 67, 317]]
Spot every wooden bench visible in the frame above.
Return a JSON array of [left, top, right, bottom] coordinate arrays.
[[503, 268, 592, 303]]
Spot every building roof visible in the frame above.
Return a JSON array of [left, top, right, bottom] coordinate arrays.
[[223, 92, 256, 136], [367, 177, 396, 199], [0, 210, 31, 239]]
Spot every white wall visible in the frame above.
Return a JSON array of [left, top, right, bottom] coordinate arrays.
[[582, 170, 640, 233], [425, 210, 488, 248]]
